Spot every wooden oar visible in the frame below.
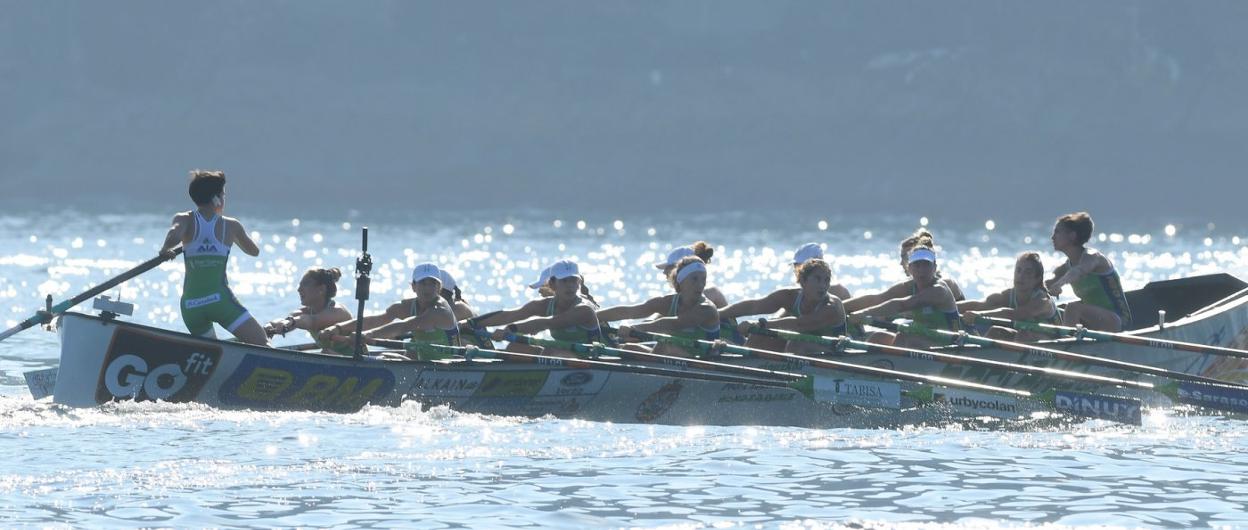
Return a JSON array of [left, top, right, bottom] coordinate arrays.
[[505, 331, 809, 383], [747, 325, 1153, 390], [976, 316, 1248, 361], [366, 339, 819, 390], [884, 320, 1248, 415], [0, 248, 183, 343], [624, 329, 1143, 425]]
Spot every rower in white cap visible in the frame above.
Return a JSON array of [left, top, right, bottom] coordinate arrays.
[[789, 242, 851, 300], [654, 241, 729, 308], [319, 262, 461, 359], [601, 256, 721, 357], [845, 236, 961, 347], [472, 259, 603, 357]]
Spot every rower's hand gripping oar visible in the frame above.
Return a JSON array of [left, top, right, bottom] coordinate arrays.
[[0, 247, 184, 343], [977, 315, 1248, 361], [884, 319, 1248, 415]]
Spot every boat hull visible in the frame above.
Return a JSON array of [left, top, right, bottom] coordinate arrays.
[[51, 313, 924, 428]]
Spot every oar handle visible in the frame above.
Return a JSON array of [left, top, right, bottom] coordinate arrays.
[[0, 248, 184, 343], [979, 316, 1248, 360], [901, 320, 1248, 389]]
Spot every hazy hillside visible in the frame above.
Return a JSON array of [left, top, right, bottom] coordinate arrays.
[[2, 1, 1246, 224]]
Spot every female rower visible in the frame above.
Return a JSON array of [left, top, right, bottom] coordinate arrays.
[[845, 240, 960, 347], [721, 258, 848, 355], [899, 229, 965, 301], [1045, 212, 1133, 331], [438, 269, 476, 321], [601, 256, 720, 357], [159, 170, 267, 345], [655, 242, 729, 307], [264, 267, 353, 349], [958, 252, 1060, 340], [473, 260, 602, 357], [319, 263, 460, 359], [790, 243, 852, 299]]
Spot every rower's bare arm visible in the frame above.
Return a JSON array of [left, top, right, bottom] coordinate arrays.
[[474, 300, 542, 328], [597, 297, 664, 323], [1046, 263, 1072, 291], [228, 219, 261, 257], [515, 305, 595, 334], [1049, 258, 1097, 292], [301, 306, 352, 331], [634, 303, 717, 334], [769, 301, 845, 333], [944, 278, 966, 301], [720, 290, 789, 319], [958, 290, 1008, 312], [160, 213, 190, 254], [843, 282, 909, 313], [831, 284, 852, 300], [704, 286, 730, 308]]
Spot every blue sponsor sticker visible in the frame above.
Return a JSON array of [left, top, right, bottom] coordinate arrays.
[[1176, 382, 1248, 414], [1053, 390, 1142, 425], [219, 355, 395, 412]]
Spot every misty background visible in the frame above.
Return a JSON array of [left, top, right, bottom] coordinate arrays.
[[2, 1, 1246, 227]]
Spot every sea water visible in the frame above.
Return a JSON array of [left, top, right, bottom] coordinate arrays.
[[3, 209, 1248, 528]]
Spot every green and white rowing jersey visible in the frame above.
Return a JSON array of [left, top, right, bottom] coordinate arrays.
[[180, 211, 250, 336]]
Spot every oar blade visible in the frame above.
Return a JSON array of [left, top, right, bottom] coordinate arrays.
[[24, 368, 58, 400]]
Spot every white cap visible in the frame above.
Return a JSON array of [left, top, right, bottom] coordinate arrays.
[[438, 269, 457, 291], [549, 260, 580, 280], [654, 247, 695, 269], [792, 242, 823, 265], [527, 265, 553, 289], [411, 263, 441, 283], [908, 248, 937, 263]]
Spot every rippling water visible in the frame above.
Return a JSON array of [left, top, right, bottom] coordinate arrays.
[[3, 209, 1248, 528]]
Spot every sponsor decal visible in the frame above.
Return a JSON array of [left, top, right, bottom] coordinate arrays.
[[636, 380, 683, 422], [474, 371, 550, 398], [1175, 382, 1248, 414], [96, 327, 222, 403], [410, 371, 484, 398], [183, 293, 222, 309], [812, 378, 901, 409], [933, 388, 1021, 419], [219, 355, 394, 412], [542, 370, 607, 397], [560, 371, 594, 387], [1053, 391, 1142, 425]]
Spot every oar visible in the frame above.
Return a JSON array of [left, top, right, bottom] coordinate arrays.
[[976, 316, 1248, 361], [624, 329, 1143, 425], [504, 331, 810, 384], [884, 320, 1248, 415], [0, 248, 183, 343], [367, 339, 818, 391], [747, 325, 1153, 390]]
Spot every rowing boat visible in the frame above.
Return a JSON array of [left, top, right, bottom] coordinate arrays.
[[35, 311, 968, 428], [26, 273, 1248, 427]]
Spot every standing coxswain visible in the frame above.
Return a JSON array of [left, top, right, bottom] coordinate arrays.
[[159, 170, 267, 345]]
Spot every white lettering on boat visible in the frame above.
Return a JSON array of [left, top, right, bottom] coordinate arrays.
[[103, 352, 215, 400]]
